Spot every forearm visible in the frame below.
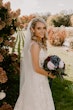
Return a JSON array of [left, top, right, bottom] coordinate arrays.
[[34, 66, 49, 77], [34, 66, 55, 79]]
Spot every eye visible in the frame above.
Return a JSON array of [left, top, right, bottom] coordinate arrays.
[[43, 27, 46, 30], [37, 27, 41, 30], [36, 26, 46, 30]]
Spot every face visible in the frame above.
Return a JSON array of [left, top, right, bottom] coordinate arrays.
[[32, 21, 47, 39]]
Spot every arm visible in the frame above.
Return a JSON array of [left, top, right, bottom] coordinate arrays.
[[30, 42, 55, 78]]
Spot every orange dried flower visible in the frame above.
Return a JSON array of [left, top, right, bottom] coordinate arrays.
[[0, 67, 8, 83], [4, 2, 11, 10], [4, 40, 10, 46], [0, 37, 3, 43], [10, 29, 15, 35], [0, 102, 13, 110], [0, 0, 2, 6], [0, 21, 6, 30], [48, 27, 66, 46], [9, 41, 15, 47], [0, 54, 4, 62], [14, 21, 20, 27], [16, 9, 21, 17], [5, 18, 12, 25], [11, 53, 18, 61]]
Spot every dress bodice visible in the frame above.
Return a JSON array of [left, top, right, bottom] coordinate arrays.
[[39, 48, 47, 68], [14, 41, 55, 110], [29, 41, 47, 68]]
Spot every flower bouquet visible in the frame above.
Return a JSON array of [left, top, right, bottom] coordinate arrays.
[[43, 55, 67, 87]]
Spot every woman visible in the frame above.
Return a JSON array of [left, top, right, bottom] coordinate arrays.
[[14, 17, 55, 110]]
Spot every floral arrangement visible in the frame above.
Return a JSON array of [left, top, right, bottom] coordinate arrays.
[[0, 1, 22, 44], [0, 67, 8, 84], [43, 55, 66, 78], [48, 27, 66, 46], [0, 0, 20, 108], [0, 102, 13, 110], [43, 55, 67, 87], [19, 14, 36, 29], [0, 0, 20, 85]]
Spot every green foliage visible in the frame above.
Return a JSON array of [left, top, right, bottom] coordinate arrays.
[[52, 15, 71, 27], [51, 78, 73, 110], [0, 7, 7, 21], [0, 74, 19, 108]]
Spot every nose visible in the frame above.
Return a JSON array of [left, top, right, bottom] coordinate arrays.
[[41, 28, 45, 33]]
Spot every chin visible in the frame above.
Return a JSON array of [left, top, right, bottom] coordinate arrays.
[[39, 35, 44, 38], [41, 36, 44, 38]]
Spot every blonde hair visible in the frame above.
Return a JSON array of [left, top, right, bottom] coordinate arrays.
[[30, 18, 47, 50]]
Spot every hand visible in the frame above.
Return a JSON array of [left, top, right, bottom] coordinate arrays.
[[48, 72, 56, 79]]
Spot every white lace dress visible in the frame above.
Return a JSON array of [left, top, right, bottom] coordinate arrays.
[[14, 41, 55, 110]]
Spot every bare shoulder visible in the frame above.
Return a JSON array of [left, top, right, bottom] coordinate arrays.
[[30, 41, 40, 52]]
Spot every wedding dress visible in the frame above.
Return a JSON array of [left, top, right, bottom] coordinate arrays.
[[14, 40, 55, 110], [14, 17, 55, 110]]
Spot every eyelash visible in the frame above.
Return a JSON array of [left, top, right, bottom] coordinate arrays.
[[44, 27, 46, 29], [37, 27, 46, 30]]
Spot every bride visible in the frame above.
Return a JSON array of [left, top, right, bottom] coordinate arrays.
[[14, 17, 55, 110]]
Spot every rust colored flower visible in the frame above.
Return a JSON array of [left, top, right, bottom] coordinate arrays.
[[9, 11, 15, 19], [0, 0, 2, 4], [3, 2, 11, 10], [16, 9, 21, 17], [11, 53, 18, 61], [0, 21, 6, 30], [19, 23, 24, 29], [0, 25, 3, 30], [0, 102, 13, 110], [0, 37, 3, 43], [0, 67, 8, 83], [48, 27, 66, 46], [5, 18, 12, 26], [10, 29, 15, 35], [0, 54, 4, 62], [0, 0, 2, 8], [4, 40, 10, 46], [0, 49, 9, 55], [12, 62, 20, 74], [12, 9, 20, 19], [14, 21, 20, 27], [11, 12, 17, 19], [9, 41, 15, 47]]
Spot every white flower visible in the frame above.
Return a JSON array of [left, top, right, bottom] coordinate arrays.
[[59, 60, 64, 68], [0, 90, 6, 100], [47, 61, 56, 70]]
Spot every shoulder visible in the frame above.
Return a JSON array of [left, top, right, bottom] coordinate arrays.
[[30, 41, 40, 49], [30, 41, 40, 53]]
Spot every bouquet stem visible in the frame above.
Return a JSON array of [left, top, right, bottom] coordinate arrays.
[[49, 78, 53, 89]]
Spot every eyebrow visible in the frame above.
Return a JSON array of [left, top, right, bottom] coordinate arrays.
[[37, 26, 46, 28]]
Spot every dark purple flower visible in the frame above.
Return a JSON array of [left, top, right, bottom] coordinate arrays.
[[43, 55, 67, 79]]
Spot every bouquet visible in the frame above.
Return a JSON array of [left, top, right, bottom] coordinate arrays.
[[43, 55, 67, 87]]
